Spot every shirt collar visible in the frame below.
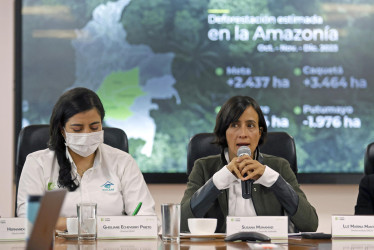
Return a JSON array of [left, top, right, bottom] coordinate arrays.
[[224, 148, 230, 163], [65, 145, 102, 169]]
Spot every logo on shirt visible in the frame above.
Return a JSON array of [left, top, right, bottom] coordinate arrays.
[[48, 182, 57, 190], [101, 181, 114, 191]]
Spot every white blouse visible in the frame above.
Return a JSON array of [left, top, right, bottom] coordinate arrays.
[[212, 149, 279, 216], [17, 144, 156, 218]]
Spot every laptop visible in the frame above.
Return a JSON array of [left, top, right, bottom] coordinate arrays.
[[26, 189, 67, 250]]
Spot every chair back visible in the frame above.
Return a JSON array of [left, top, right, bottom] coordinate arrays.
[[364, 142, 374, 175], [15, 124, 128, 216], [187, 132, 297, 175]]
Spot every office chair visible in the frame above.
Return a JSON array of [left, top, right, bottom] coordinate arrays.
[[364, 142, 374, 175], [15, 124, 128, 216], [187, 132, 297, 175]]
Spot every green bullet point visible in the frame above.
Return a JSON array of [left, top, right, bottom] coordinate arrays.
[[294, 106, 301, 115], [215, 106, 221, 114], [215, 67, 224, 76], [294, 68, 301, 76]]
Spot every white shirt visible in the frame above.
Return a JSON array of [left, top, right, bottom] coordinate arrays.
[[212, 149, 279, 216], [17, 144, 156, 218]]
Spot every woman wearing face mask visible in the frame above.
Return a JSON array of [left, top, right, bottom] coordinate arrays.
[[17, 87, 157, 231]]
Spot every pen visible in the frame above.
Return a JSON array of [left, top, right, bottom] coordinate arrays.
[[132, 202, 142, 216]]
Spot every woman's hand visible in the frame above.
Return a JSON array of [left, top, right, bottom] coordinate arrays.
[[55, 217, 67, 232], [226, 155, 266, 181]]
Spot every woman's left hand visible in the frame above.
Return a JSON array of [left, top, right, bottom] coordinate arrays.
[[55, 217, 67, 232], [236, 156, 266, 181]]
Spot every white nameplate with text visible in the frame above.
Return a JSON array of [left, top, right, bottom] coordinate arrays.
[[0, 218, 26, 241], [226, 216, 288, 239], [332, 215, 374, 238], [97, 216, 158, 239]]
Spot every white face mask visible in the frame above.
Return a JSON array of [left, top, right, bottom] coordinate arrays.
[[64, 130, 104, 157]]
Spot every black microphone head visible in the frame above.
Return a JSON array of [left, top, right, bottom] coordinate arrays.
[[237, 146, 251, 157]]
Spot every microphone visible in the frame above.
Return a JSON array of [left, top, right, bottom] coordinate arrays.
[[237, 146, 253, 199]]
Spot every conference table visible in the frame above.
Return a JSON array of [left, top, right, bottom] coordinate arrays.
[[1, 236, 374, 249]]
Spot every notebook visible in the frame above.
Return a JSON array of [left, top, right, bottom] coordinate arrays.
[[26, 189, 67, 250]]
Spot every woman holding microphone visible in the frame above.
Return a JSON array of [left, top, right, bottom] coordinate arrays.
[[181, 95, 318, 233]]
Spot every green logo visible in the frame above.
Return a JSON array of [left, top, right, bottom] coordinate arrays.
[[47, 182, 56, 190]]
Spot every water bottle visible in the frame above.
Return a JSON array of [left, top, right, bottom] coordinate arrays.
[[26, 195, 41, 239]]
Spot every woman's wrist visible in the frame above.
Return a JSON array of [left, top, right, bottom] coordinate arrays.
[[55, 217, 67, 231]]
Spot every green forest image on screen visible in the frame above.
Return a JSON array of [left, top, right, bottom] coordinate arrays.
[[21, 0, 374, 174]]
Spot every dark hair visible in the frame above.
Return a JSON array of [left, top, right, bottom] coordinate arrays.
[[213, 96, 267, 149], [48, 87, 105, 191]]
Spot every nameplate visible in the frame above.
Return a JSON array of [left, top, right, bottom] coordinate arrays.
[[0, 218, 26, 241], [332, 215, 374, 238], [97, 216, 158, 239], [96, 239, 158, 249], [226, 216, 288, 239]]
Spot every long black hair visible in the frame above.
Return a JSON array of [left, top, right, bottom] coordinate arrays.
[[213, 96, 267, 149], [48, 87, 105, 191]]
